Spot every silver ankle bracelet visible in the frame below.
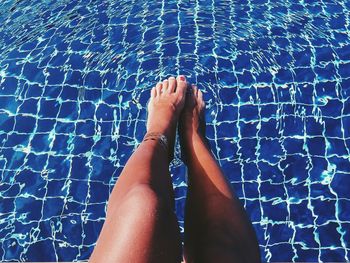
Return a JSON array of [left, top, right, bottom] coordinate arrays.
[[143, 132, 169, 153]]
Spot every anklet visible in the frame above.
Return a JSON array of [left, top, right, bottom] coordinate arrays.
[[143, 132, 169, 153]]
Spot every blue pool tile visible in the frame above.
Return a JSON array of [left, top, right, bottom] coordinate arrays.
[[39, 99, 60, 118], [255, 71, 273, 84], [72, 136, 94, 155], [281, 155, 309, 183], [257, 86, 275, 103], [324, 118, 343, 137], [2, 238, 24, 261], [217, 138, 238, 159], [328, 138, 349, 156], [82, 219, 104, 246], [84, 88, 102, 102], [282, 115, 304, 136], [51, 135, 70, 154], [1, 95, 19, 113], [238, 138, 258, 161], [339, 62, 350, 78], [276, 86, 292, 102], [311, 184, 336, 201], [0, 197, 15, 214], [50, 51, 69, 67], [1, 77, 18, 95], [260, 182, 285, 200], [318, 222, 342, 248], [282, 138, 306, 154], [47, 157, 71, 180], [258, 162, 284, 183], [245, 200, 261, 222], [14, 115, 36, 133], [315, 46, 335, 63], [315, 63, 337, 81], [96, 104, 114, 121], [26, 84, 43, 98], [321, 249, 346, 263], [65, 71, 83, 87], [307, 137, 326, 156], [76, 121, 95, 136], [306, 117, 324, 136], [294, 67, 316, 83], [15, 196, 43, 221], [239, 105, 259, 122], [26, 153, 48, 171], [43, 86, 62, 99], [309, 157, 329, 181], [259, 119, 279, 138], [343, 223, 350, 246], [71, 157, 90, 179], [294, 244, 319, 262], [244, 182, 260, 199], [18, 98, 38, 114], [260, 104, 278, 118], [58, 101, 79, 119], [221, 161, 242, 181], [290, 200, 314, 225], [259, 138, 283, 163], [85, 71, 102, 89], [27, 240, 56, 261], [67, 54, 85, 70], [89, 181, 109, 203], [293, 49, 312, 67], [46, 68, 65, 85], [43, 198, 65, 218], [263, 200, 289, 221], [239, 121, 258, 137], [78, 102, 96, 120], [31, 134, 51, 152], [312, 199, 337, 225], [320, 98, 342, 117], [331, 173, 350, 199], [0, 115, 14, 133], [46, 179, 68, 197], [336, 44, 350, 60], [268, 223, 295, 243], [338, 200, 350, 222]]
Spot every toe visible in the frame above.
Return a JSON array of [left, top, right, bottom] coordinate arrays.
[[162, 79, 169, 93], [192, 84, 198, 97], [156, 83, 162, 96], [168, 76, 176, 93], [150, 87, 156, 98], [198, 89, 204, 102], [176, 75, 187, 96]]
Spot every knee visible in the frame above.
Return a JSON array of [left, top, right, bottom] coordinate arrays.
[[125, 184, 161, 209], [109, 184, 170, 217]]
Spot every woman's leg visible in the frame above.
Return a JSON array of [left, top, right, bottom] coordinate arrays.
[[179, 84, 261, 263], [89, 76, 188, 263]]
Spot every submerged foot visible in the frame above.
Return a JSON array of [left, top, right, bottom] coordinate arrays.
[[178, 84, 207, 164], [146, 75, 188, 161]]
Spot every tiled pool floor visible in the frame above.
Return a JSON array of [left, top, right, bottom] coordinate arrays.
[[0, 0, 350, 261]]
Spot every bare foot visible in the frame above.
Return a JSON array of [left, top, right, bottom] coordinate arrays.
[[147, 75, 188, 161], [178, 84, 208, 164]]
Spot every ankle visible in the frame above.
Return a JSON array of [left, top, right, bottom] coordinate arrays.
[[182, 131, 208, 148]]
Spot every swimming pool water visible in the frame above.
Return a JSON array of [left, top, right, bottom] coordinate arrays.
[[0, 0, 350, 261]]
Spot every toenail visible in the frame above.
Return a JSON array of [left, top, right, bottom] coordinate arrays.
[[179, 76, 185, 81]]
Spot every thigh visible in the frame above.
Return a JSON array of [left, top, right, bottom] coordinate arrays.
[[90, 185, 182, 263]]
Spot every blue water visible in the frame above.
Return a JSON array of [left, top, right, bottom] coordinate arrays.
[[0, 0, 350, 261]]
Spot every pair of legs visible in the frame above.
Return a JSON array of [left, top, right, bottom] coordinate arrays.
[[89, 76, 260, 263]]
